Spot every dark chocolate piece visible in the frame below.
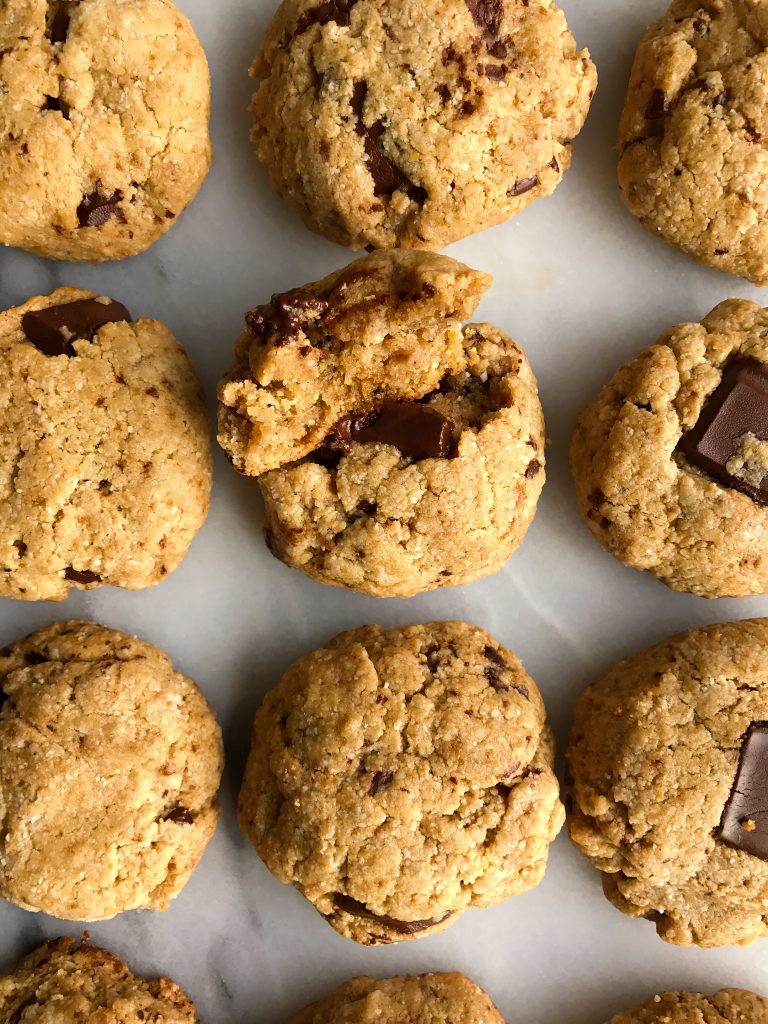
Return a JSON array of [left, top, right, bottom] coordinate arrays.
[[50, 0, 80, 43], [246, 288, 329, 347], [332, 893, 452, 934], [484, 645, 506, 666], [465, 0, 503, 37], [351, 82, 427, 203], [295, 0, 358, 34], [715, 722, 768, 860], [485, 665, 508, 692], [22, 298, 131, 357], [165, 806, 195, 824], [508, 174, 538, 196], [63, 567, 101, 584], [368, 770, 394, 796], [315, 401, 454, 464], [77, 186, 127, 228], [645, 88, 665, 120], [677, 358, 768, 504]]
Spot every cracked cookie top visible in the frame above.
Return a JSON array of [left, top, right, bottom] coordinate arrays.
[[289, 973, 505, 1024], [238, 621, 564, 945], [571, 299, 768, 598], [0, 937, 200, 1023], [250, 0, 596, 249], [618, 0, 768, 284], [0, 285, 212, 602], [0, 620, 223, 921], [0, 0, 211, 262], [567, 618, 768, 947], [608, 990, 768, 1024]]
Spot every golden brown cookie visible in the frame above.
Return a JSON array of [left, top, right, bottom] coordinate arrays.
[[608, 989, 768, 1024]]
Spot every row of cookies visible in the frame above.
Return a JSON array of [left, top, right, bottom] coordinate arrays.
[[3, 616, 768, 951], [3, 938, 764, 1024], [4, 0, 766, 289], [5, 249, 768, 601]]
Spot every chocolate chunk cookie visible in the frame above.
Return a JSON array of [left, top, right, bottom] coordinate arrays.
[[618, 0, 768, 284], [1, 286, 212, 601], [0, 0, 211, 261], [250, 0, 596, 249], [567, 618, 768, 947], [571, 299, 768, 598], [218, 250, 545, 598], [0, 621, 223, 921], [0, 937, 200, 1023], [608, 990, 768, 1024], [289, 973, 504, 1024], [238, 622, 564, 945]]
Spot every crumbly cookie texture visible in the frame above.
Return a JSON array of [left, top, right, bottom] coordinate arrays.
[[250, 0, 596, 250], [0, 0, 211, 262], [239, 621, 564, 946], [0, 285, 212, 601], [608, 990, 768, 1024], [0, 937, 200, 1023], [618, 0, 768, 285], [571, 299, 768, 598], [289, 973, 504, 1024], [0, 621, 223, 921], [567, 618, 768, 948]]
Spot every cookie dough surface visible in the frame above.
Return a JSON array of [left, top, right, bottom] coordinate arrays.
[[618, 0, 768, 284], [0, 286, 212, 601], [567, 618, 768, 947], [571, 299, 768, 598], [0, 937, 200, 1023], [239, 621, 564, 945], [609, 990, 768, 1024], [251, 0, 595, 250], [0, 621, 223, 921], [290, 973, 504, 1024], [0, 0, 211, 262]]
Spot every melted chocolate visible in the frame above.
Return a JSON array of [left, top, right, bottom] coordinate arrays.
[[22, 298, 131, 357], [315, 401, 454, 464], [351, 82, 427, 203], [332, 893, 452, 934]]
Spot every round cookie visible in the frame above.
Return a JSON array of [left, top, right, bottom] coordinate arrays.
[[218, 250, 545, 598], [618, 0, 768, 285], [238, 621, 564, 945], [250, 0, 596, 250], [567, 618, 768, 947], [0, 620, 223, 921], [571, 299, 768, 598], [0, 286, 212, 601], [289, 973, 504, 1024], [608, 990, 768, 1024], [0, 0, 211, 262], [0, 937, 200, 1023]]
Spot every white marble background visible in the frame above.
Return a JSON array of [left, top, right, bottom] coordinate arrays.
[[2, 0, 768, 1020]]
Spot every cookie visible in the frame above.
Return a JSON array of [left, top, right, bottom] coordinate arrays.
[[218, 250, 545, 598], [618, 0, 768, 284], [570, 299, 768, 598], [567, 617, 768, 947], [0, 286, 212, 601], [0, 937, 200, 1023], [0, 0, 211, 262], [289, 973, 504, 1024], [238, 621, 564, 945], [608, 990, 768, 1024], [250, 0, 596, 250], [0, 621, 223, 921]]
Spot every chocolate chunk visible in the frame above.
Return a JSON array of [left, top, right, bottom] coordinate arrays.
[[508, 175, 538, 197], [484, 645, 506, 666], [316, 401, 454, 464], [295, 0, 358, 34], [24, 652, 47, 666], [368, 770, 394, 796], [350, 82, 427, 203], [484, 666, 508, 693], [645, 88, 665, 120], [715, 722, 768, 860], [22, 298, 131, 357], [525, 459, 541, 478], [515, 683, 529, 699], [332, 893, 451, 934], [677, 358, 768, 504], [77, 186, 127, 228], [164, 806, 195, 824], [50, 0, 80, 43], [464, 0, 504, 46], [478, 63, 507, 80], [246, 288, 329, 347], [63, 567, 101, 584]]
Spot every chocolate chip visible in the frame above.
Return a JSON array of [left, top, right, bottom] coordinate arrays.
[[525, 459, 541, 478], [77, 186, 127, 228], [478, 63, 507, 80], [485, 666, 509, 692], [436, 83, 451, 104], [515, 683, 529, 699], [368, 770, 394, 796], [24, 652, 47, 666], [164, 806, 194, 824], [549, 156, 559, 172], [350, 81, 427, 203], [483, 645, 506, 666], [645, 88, 665, 120], [49, 0, 80, 43], [715, 722, 768, 860], [63, 567, 101, 584], [22, 298, 130, 357], [246, 288, 329, 347], [676, 358, 768, 504], [508, 174, 538, 197], [315, 401, 454, 463], [459, 100, 475, 117], [464, 0, 506, 54], [486, 37, 509, 59], [332, 893, 451, 934], [692, 17, 708, 31], [294, 0, 358, 33]]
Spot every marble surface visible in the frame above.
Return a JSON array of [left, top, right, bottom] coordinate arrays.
[[3, 0, 768, 1020]]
